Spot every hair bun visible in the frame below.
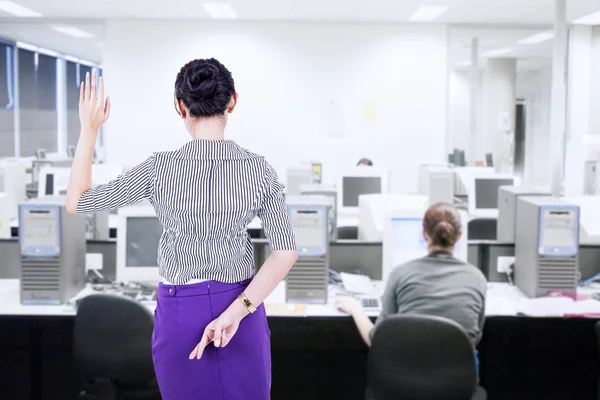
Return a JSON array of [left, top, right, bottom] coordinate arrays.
[[185, 63, 219, 100], [433, 221, 455, 246]]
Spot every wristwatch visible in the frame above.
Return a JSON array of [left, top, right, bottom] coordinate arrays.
[[238, 292, 257, 314]]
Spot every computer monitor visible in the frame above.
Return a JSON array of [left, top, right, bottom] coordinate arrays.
[[382, 209, 468, 282], [38, 164, 123, 197], [339, 167, 388, 215], [116, 203, 162, 283], [469, 175, 515, 217], [359, 194, 429, 242]]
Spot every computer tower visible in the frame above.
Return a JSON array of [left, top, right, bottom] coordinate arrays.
[[497, 186, 550, 242], [286, 197, 329, 304], [514, 197, 579, 298], [19, 197, 87, 305]]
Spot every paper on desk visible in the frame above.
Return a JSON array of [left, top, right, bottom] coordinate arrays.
[[516, 297, 600, 317], [340, 272, 375, 295]]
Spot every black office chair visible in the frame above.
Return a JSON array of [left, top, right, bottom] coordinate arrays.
[[74, 294, 160, 400], [338, 225, 359, 240], [367, 314, 483, 400]]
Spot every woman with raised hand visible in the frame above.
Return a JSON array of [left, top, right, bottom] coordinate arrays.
[[67, 60, 298, 400]]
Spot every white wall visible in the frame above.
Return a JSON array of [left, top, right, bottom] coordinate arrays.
[[102, 21, 448, 193], [481, 58, 516, 171], [516, 67, 552, 186], [447, 71, 470, 154], [567, 26, 593, 144], [591, 26, 600, 136]]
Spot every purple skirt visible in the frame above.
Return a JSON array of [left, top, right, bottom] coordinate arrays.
[[152, 278, 271, 400]]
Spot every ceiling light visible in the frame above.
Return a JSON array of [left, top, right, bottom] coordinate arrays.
[[202, 3, 237, 19], [518, 32, 554, 45], [408, 5, 448, 22], [0, 1, 42, 17], [51, 26, 95, 38], [573, 11, 600, 25], [482, 48, 514, 57]]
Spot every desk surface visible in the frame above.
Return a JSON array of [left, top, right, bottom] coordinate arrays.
[[3, 278, 600, 318], [0, 278, 557, 318], [0, 279, 382, 318]]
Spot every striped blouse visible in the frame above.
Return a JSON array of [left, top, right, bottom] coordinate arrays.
[[77, 139, 297, 285]]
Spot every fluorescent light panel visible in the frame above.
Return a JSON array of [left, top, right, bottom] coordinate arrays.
[[0, 1, 42, 17], [482, 48, 513, 57], [409, 5, 448, 22], [573, 11, 600, 25], [518, 32, 554, 45], [202, 3, 237, 19], [51, 26, 95, 38]]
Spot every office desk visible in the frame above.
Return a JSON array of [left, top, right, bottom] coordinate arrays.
[[1, 279, 600, 400]]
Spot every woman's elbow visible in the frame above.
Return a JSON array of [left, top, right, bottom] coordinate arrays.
[[65, 197, 79, 214], [272, 249, 299, 266]]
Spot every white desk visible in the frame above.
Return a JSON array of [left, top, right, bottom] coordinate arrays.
[[4, 278, 599, 319], [0, 279, 381, 318]]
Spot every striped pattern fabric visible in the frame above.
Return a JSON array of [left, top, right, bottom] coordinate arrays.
[[77, 140, 297, 284]]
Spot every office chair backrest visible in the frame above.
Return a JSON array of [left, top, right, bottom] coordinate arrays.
[[368, 314, 477, 400], [74, 294, 155, 384]]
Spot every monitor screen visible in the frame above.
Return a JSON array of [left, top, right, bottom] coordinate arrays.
[[388, 218, 463, 272], [474, 178, 514, 209], [125, 217, 162, 267], [44, 173, 54, 195], [342, 177, 382, 207]]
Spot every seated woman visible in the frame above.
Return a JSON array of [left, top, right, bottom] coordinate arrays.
[[336, 202, 487, 371]]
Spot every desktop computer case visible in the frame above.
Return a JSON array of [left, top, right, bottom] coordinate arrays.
[[514, 197, 578, 298], [497, 186, 549, 243], [20, 202, 87, 305], [286, 254, 329, 304]]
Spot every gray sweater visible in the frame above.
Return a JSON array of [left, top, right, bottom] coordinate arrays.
[[371, 251, 487, 346]]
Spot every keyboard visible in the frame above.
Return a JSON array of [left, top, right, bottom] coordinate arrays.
[[361, 297, 381, 309]]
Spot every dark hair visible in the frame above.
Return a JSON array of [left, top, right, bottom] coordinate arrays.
[[174, 58, 235, 118], [423, 202, 462, 248], [357, 158, 373, 166]]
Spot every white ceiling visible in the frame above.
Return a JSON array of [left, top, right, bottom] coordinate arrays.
[[0, 0, 598, 63], [1, 0, 599, 23], [449, 28, 554, 71]]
